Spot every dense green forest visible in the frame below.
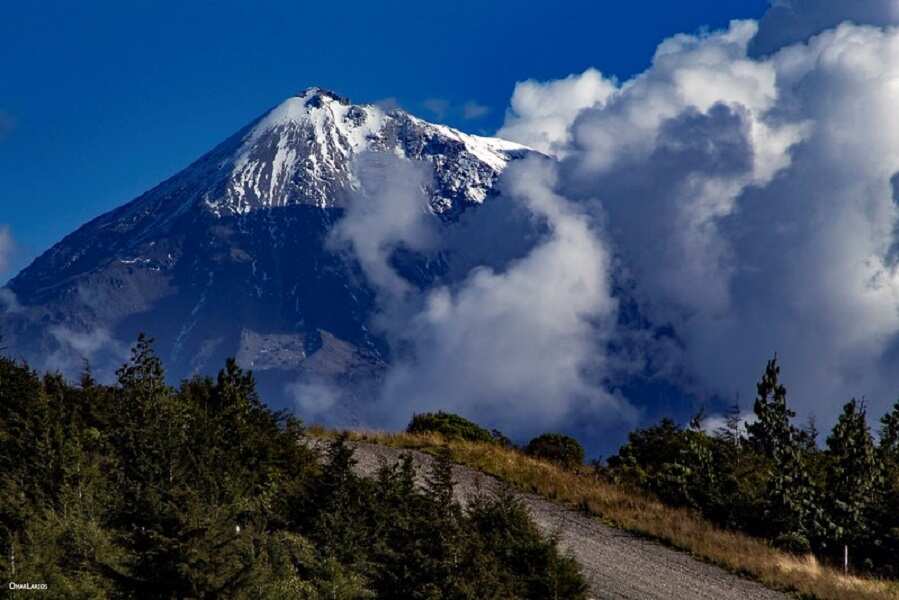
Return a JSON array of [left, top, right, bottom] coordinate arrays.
[[0, 335, 587, 599], [606, 358, 899, 577], [4, 333, 899, 597]]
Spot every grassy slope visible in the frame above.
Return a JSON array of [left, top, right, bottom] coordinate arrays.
[[310, 428, 899, 600]]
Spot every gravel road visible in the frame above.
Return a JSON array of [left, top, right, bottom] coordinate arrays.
[[339, 440, 789, 600]]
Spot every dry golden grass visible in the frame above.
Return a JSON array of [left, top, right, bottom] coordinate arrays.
[[311, 428, 899, 600]]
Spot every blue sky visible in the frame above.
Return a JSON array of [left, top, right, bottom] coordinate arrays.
[[0, 0, 768, 282]]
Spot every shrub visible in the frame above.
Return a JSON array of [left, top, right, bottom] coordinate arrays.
[[406, 411, 495, 444], [774, 532, 812, 555], [490, 428, 514, 448], [525, 433, 585, 469]]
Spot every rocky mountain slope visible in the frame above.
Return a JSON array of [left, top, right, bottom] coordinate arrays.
[[0, 88, 531, 413]]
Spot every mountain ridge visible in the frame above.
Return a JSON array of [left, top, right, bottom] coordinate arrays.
[[0, 88, 535, 417]]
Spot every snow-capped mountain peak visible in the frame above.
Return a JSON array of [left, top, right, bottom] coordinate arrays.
[[209, 88, 531, 216], [1, 86, 535, 407]]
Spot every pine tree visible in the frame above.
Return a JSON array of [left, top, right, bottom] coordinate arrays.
[[310, 435, 370, 569], [766, 442, 825, 551], [748, 357, 823, 547], [747, 356, 795, 458], [115, 334, 185, 494], [873, 398, 899, 576], [798, 414, 820, 453], [715, 402, 744, 448], [425, 448, 456, 512], [825, 399, 879, 552], [881, 398, 899, 462], [115, 333, 167, 404], [422, 448, 465, 589]]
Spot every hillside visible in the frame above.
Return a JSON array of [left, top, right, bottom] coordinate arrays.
[[329, 430, 899, 600], [338, 439, 787, 600]]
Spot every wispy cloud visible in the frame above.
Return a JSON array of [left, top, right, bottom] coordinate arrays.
[[422, 98, 450, 120], [0, 225, 15, 275], [421, 98, 492, 122], [44, 325, 130, 382], [0, 288, 21, 314], [700, 411, 757, 438], [374, 97, 401, 111], [462, 100, 490, 120], [328, 152, 437, 301], [286, 378, 342, 417]]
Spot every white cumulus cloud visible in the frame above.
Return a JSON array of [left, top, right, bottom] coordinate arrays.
[[498, 68, 617, 157], [373, 158, 631, 436], [329, 151, 632, 437], [497, 17, 899, 429]]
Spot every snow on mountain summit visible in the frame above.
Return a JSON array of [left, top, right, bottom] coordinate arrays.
[[6, 86, 535, 323], [209, 87, 532, 216]]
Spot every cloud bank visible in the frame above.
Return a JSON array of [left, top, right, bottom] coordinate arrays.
[[313, 2, 899, 443], [320, 148, 634, 438], [497, 13, 899, 429], [374, 158, 631, 436]]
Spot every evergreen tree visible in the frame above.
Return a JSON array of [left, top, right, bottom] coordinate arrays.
[[881, 397, 899, 462], [825, 399, 880, 553], [766, 443, 825, 552], [870, 399, 899, 577], [715, 402, 744, 449], [707, 402, 763, 529], [747, 356, 795, 458], [422, 448, 465, 591], [797, 414, 820, 453], [115, 333, 167, 403], [748, 357, 823, 547]]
